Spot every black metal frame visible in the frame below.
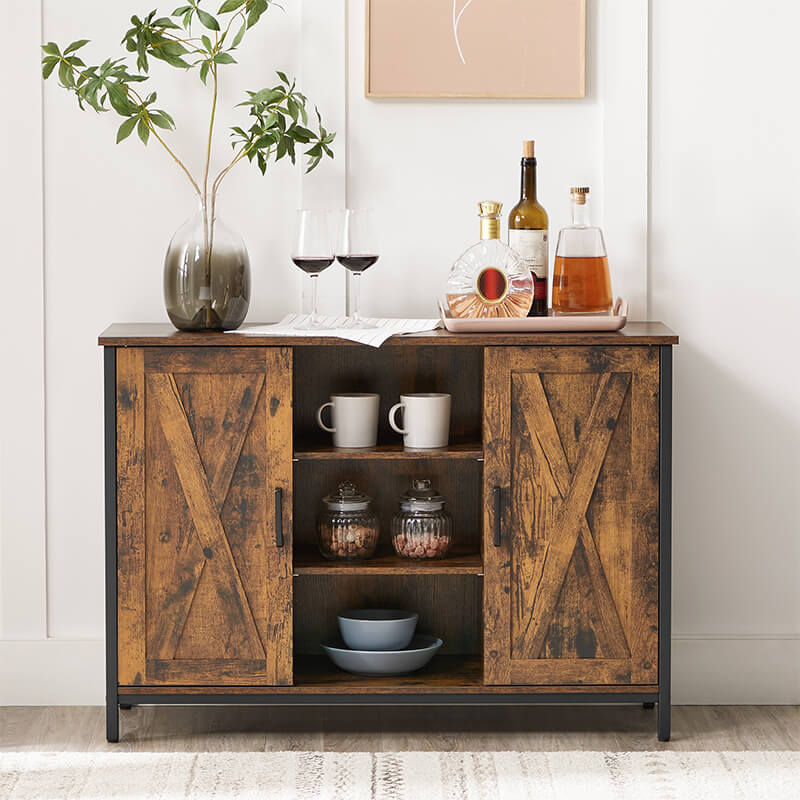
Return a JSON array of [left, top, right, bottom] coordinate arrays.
[[658, 345, 673, 741], [103, 344, 674, 743], [104, 347, 119, 743]]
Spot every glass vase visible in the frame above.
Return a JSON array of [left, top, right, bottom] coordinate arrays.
[[163, 199, 251, 331]]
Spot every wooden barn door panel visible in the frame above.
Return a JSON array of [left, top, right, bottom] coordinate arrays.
[[116, 347, 292, 686], [484, 346, 659, 686]]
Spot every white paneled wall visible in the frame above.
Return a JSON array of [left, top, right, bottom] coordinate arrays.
[[1, 0, 797, 703]]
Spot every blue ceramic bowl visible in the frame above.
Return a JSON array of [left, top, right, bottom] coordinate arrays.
[[337, 609, 418, 651]]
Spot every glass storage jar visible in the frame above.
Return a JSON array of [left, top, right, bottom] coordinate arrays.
[[391, 478, 453, 559], [317, 481, 379, 560]]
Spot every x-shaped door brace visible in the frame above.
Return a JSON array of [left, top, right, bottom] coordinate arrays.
[[517, 371, 632, 659], [147, 372, 267, 661]]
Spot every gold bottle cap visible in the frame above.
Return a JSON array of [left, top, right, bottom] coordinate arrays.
[[570, 186, 590, 205], [522, 140, 535, 158], [478, 201, 502, 239]]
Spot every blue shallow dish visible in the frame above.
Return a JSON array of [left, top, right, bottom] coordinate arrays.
[[321, 635, 443, 677]]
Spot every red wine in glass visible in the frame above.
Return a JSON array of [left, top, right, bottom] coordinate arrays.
[[292, 256, 335, 274], [337, 254, 379, 272]]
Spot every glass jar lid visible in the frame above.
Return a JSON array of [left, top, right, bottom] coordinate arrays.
[[399, 478, 446, 511], [323, 480, 372, 512]]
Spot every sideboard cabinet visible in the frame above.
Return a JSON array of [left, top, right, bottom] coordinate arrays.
[[99, 323, 676, 742]]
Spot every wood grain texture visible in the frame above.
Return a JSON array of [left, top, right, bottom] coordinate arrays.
[[293, 442, 483, 461], [293, 550, 483, 575], [116, 349, 146, 686], [99, 322, 678, 347], [483, 347, 512, 684], [116, 347, 293, 688], [483, 346, 660, 686]]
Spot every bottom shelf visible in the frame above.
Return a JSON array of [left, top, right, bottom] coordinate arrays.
[[293, 655, 481, 692]]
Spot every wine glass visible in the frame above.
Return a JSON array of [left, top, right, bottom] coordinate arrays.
[[292, 210, 334, 329], [336, 210, 380, 329]]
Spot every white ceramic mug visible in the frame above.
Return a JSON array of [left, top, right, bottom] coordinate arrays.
[[317, 393, 380, 448], [388, 393, 451, 449]]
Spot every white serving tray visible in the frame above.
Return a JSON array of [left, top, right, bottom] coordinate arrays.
[[439, 298, 628, 333]]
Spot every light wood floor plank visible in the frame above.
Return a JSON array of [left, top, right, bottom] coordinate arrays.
[[1, 706, 798, 752]]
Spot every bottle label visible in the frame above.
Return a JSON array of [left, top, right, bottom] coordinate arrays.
[[509, 229, 548, 280]]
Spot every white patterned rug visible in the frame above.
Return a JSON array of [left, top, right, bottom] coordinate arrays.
[[1, 751, 799, 799]]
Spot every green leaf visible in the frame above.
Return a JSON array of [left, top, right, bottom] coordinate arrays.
[[231, 22, 246, 48], [149, 111, 174, 129], [153, 17, 181, 29], [247, 0, 269, 28], [42, 58, 58, 79], [218, 0, 246, 11], [106, 81, 135, 115], [58, 60, 74, 89], [41, 42, 60, 56], [250, 87, 283, 105], [199, 60, 210, 84], [64, 39, 90, 55], [196, 9, 220, 30], [137, 118, 150, 145], [172, 4, 192, 13], [213, 52, 236, 64], [116, 116, 138, 143], [276, 70, 289, 85], [201, 34, 213, 51]]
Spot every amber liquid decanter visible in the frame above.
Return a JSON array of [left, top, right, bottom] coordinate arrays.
[[443, 201, 533, 319], [552, 187, 613, 314]]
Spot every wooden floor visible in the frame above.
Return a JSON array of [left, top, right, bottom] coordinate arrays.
[[1, 706, 799, 752]]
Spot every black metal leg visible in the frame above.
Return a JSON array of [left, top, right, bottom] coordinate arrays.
[[642, 702, 655, 710], [658, 698, 671, 741], [106, 698, 119, 743], [104, 348, 119, 745]]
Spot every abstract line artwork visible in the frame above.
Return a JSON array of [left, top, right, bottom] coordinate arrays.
[[367, 0, 586, 98]]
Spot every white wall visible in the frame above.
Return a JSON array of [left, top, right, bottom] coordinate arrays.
[[649, 0, 800, 702], [1, 0, 797, 704]]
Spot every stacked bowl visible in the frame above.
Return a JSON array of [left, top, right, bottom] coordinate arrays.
[[322, 609, 442, 676]]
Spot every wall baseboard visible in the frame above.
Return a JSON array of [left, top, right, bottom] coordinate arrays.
[[0, 640, 105, 705], [2, 637, 798, 705]]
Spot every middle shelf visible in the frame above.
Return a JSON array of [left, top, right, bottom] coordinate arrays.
[[293, 549, 483, 576], [293, 442, 484, 461]]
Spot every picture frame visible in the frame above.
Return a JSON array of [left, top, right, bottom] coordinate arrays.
[[365, 0, 586, 99]]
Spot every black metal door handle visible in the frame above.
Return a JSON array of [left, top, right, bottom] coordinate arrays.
[[275, 487, 284, 547], [493, 486, 502, 547]]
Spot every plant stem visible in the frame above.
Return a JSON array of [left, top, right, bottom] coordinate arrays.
[[201, 59, 220, 325]]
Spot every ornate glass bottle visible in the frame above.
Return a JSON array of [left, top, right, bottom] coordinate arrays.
[[442, 201, 533, 318], [552, 187, 613, 314]]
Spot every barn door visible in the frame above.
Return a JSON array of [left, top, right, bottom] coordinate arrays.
[[483, 346, 659, 687], [116, 347, 292, 686]]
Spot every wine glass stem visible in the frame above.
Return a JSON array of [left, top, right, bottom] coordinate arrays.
[[351, 271, 362, 325], [310, 273, 320, 326]]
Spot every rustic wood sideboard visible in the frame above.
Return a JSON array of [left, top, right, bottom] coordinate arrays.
[[99, 323, 677, 742]]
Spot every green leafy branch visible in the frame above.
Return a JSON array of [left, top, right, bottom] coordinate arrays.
[[41, 0, 334, 208]]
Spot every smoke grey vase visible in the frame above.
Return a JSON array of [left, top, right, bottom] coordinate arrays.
[[163, 200, 251, 331]]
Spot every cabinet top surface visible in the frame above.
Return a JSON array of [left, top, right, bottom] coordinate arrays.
[[99, 322, 677, 347]]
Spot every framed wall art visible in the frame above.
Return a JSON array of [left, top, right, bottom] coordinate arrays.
[[366, 0, 586, 99]]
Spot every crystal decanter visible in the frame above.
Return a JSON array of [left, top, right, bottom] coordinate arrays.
[[442, 201, 533, 319], [552, 187, 613, 314]]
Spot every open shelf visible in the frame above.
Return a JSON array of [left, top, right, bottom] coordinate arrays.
[[293, 655, 482, 692], [293, 442, 484, 461], [294, 549, 483, 575]]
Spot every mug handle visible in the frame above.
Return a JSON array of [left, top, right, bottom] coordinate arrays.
[[388, 402, 407, 435], [316, 401, 335, 433]]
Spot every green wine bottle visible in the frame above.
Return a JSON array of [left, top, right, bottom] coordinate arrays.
[[508, 140, 549, 316]]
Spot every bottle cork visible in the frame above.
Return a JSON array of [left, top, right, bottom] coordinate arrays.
[[522, 140, 535, 158]]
